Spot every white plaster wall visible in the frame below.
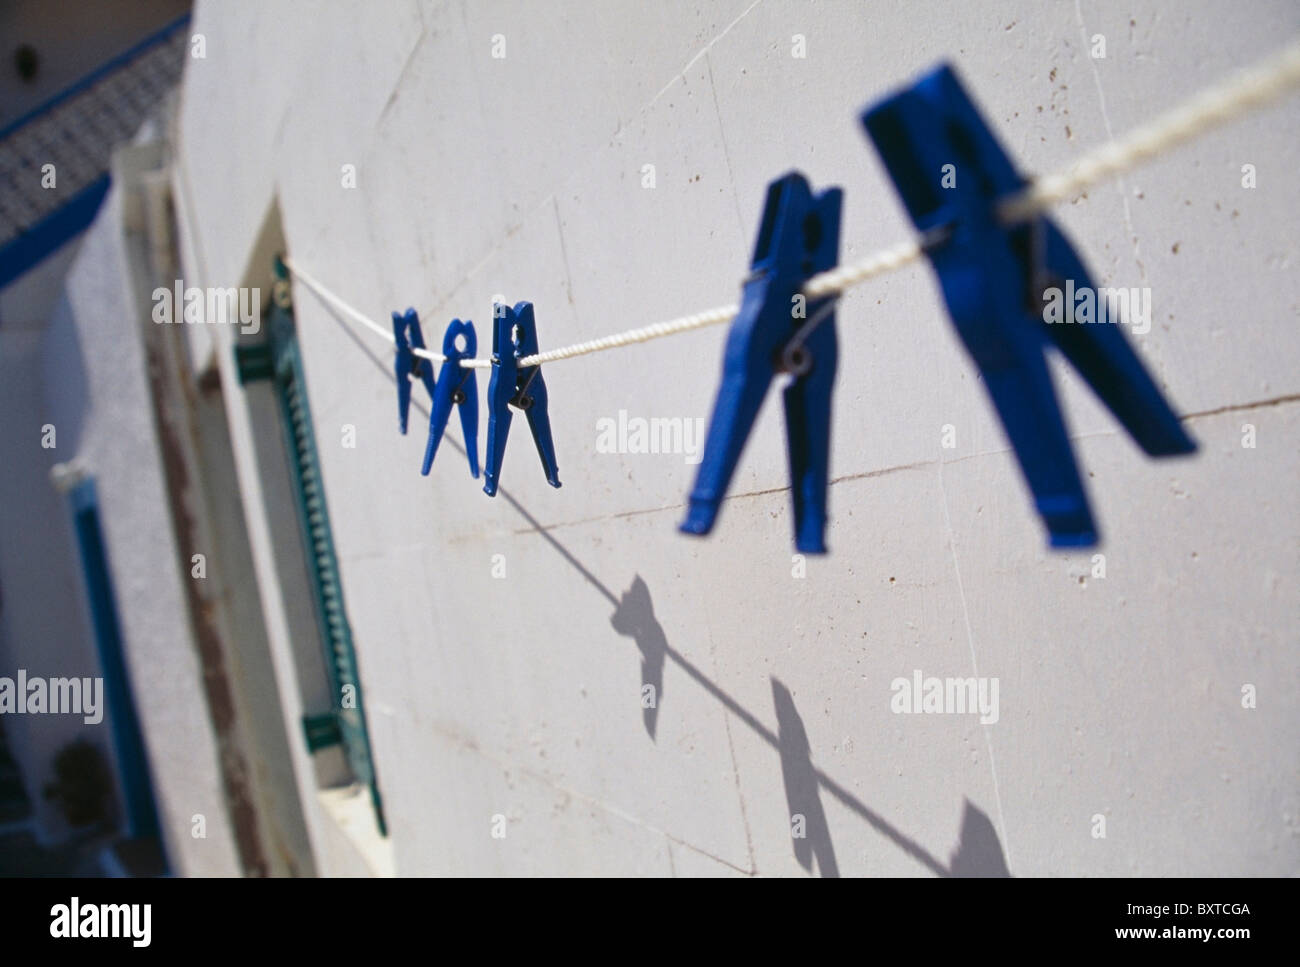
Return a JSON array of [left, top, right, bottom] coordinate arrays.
[[176, 0, 1299, 875]]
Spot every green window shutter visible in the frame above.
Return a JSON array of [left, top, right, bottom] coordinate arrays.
[[233, 343, 274, 384], [246, 301, 386, 836]]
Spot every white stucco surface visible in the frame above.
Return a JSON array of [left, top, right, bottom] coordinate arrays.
[[173, 0, 1299, 875]]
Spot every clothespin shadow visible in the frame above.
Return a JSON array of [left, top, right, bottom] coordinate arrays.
[[862, 64, 1196, 547], [392, 308, 436, 435], [603, 576, 1011, 876], [772, 678, 839, 877], [948, 799, 1011, 877], [681, 172, 843, 553], [483, 301, 561, 497], [608, 575, 667, 740], [423, 319, 480, 478]]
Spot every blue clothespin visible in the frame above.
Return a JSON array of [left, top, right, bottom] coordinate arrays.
[[392, 308, 437, 435], [483, 301, 561, 496], [861, 65, 1196, 547], [680, 172, 842, 553], [422, 320, 480, 478]]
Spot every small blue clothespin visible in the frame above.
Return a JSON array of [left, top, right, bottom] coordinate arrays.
[[483, 301, 561, 496], [392, 308, 437, 435], [680, 171, 842, 553], [422, 320, 480, 478], [861, 64, 1196, 547]]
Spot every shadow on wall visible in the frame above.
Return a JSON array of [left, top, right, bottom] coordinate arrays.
[[609, 576, 666, 740], [307, 287, 1013, 878], [773, 677, 1009, 878], [948, 799, 1011, 877], [772, 678, 839, 877], [604, 573, 1011, 877]]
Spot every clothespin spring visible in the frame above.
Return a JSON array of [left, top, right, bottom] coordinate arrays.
[[509, 365, 541, 409], [780, 295, 841, 376]]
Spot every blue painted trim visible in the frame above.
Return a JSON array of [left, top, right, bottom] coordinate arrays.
[[68, 478, 167, 865], [0, 13, 192, 141], [0, 175, 111, 291]]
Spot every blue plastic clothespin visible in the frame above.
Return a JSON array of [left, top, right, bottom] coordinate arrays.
[[680, 172, 842, 553], [861, 65, 1196, 547], [392, 308, 437, 435], [422, 319, 480, 478], [482, 301, 561, 496]]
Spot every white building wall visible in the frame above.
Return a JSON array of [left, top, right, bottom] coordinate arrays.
[[175, 0, 1299, 875]]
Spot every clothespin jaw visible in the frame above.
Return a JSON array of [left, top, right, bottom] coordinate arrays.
[[862, 64, 1195, 547], [482, 301, 561, 497], [422, 319, 480, 478], [680, 171, 842, 553], [392, 308, 437, 435]]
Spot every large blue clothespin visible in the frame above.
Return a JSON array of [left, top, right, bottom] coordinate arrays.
[[680, 172, 842, 553], [861, 65, 1196, 547], [483, 301, 561, 496], [392, 308, 437, 435], [422, 319, 480, 478]]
